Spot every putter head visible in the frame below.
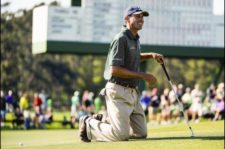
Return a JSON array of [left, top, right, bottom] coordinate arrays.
[[191, 132, 195, 137]]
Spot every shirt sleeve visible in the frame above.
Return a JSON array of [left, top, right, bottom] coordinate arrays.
[[109, 36, 126, 66]]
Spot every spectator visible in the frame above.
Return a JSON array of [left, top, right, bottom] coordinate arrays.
[[148, 88, 160, 125], [33, 93, 42, 116], [169, 85, 180, 124], [39, 108, 53, 128], [177, 83, 184, 100], [12, 89, 20, 112], [47, 97, 53, 111], [19, 93, 29, 112], [77, 106, 88, 119], [32, 93, 42, 128], [23, 107, 31, 129], [213, 97, 224, 121], [160, 88, 171, 125], [216, 83, 224, 101], [82, 91, 94, 115], [5, 90, 14, 112], [140, 90, 151, 117], [71, 91, 80, 118], [205, 84, 216, 102], [39, 90, 48, 113], [94, 95, 103, 113], [1, 90, 6, 127], [82, 90, 89, 102], [202, 84, 216, 120], [189, 84, 204, 123], [213, 83, 224, 121], [181, 87, 192, 120], [88, 91, 95, 114], [70, 91, 80, 128], [11, 107, 24, 129], [19, 92, 31, 129]]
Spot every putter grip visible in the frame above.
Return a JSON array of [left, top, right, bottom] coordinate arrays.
[[161, 64, 170, 81]]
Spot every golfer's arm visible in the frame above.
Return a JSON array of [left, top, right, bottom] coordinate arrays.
[[110, 66, 145, 79], [140, 53, 156, 62]]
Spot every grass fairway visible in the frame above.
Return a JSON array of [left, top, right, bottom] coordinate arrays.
[[1, 120, 224, 149]]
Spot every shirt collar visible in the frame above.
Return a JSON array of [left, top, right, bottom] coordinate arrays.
[[122, 25, 140, 41]]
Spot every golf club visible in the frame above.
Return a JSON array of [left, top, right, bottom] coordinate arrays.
[[161, 63, 195, 137]]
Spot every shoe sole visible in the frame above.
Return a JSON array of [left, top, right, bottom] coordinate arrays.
[[79, 116, 90, 142]]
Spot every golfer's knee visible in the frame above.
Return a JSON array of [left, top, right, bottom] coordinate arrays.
[[141, 127, 148, 138], [139, 133, 147, 139], [130, 130, 147, 139], [118, 135, 129, 141], [115, 131, 130, 141], [141, 131, 147, 138], [132, 133, 147, 139]]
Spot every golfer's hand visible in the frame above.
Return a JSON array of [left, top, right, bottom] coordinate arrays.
[[153, 53, 164, 64], [143, 73, 157, 84]]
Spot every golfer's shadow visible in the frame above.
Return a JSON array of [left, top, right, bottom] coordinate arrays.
[[130, 136, 224, 141]]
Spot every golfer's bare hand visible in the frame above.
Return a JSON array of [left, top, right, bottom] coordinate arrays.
[[143, 73, 157, 84], [153, 53, 164, 64]]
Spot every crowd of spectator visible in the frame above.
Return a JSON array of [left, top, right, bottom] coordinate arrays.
[[0, 90, 53, 129], [1, 82, 224, 129], [140, 82, 224, 125], [67, 81, 224, 127]]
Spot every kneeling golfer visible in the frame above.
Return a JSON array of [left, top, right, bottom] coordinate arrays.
[[79, 6, 164, 142]]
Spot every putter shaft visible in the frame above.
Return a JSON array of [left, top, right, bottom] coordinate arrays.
[[162, 64, 195, 137]]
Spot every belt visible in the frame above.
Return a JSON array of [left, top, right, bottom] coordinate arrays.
[[108, 80, 137, 88]]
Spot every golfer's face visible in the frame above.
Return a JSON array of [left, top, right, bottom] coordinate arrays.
[[129, 13, 144, 30]]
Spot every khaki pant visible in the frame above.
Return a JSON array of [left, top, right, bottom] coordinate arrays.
[[86, 82, 147, 141]]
